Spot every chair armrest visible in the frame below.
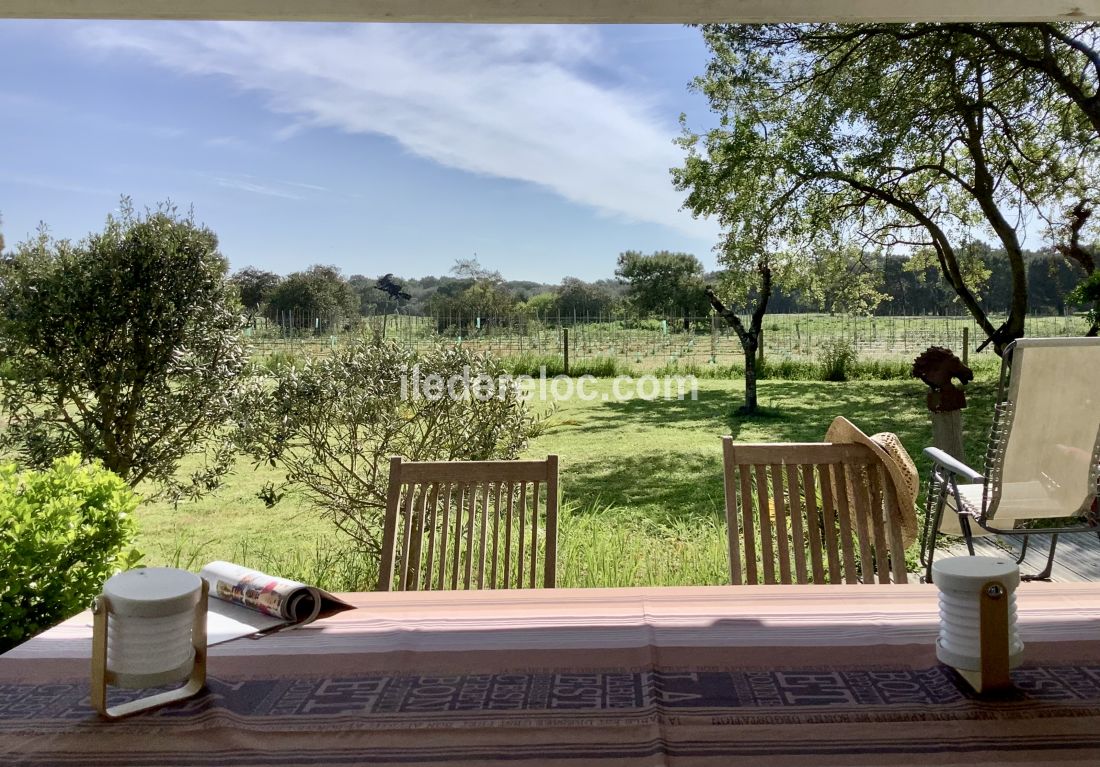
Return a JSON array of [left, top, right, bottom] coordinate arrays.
[[923, 447, 984, 484]]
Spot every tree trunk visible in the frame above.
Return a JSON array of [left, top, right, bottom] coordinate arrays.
[[743, 346, 759, 412], [705, 259, 772, 415], [1054, 200, 1099, 337], [954, 95, 1027, 354]]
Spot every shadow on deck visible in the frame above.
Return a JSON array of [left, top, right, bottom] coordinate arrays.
[[940, 532, 1100, 583]]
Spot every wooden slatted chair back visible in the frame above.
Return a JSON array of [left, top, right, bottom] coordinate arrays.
[[378, 455, 559, 591], [721, 439, 909, 585]]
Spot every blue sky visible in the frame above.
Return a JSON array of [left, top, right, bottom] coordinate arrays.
[[0, 21, 721, 282]]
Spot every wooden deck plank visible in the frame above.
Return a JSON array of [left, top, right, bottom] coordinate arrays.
[[938, 532, 1100, 583]]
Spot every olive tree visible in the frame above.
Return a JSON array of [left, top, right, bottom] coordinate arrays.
[[0, 200, 248, 500], [236, 338, 540, 561]]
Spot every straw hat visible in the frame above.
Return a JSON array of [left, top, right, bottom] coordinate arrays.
[[824, 416, 920, 548]]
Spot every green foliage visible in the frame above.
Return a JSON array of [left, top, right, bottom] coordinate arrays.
[[0, 199, 248, 500], [255, 350, 303, 375], [265, 264, 359, 332], [655, 354, 913, 382], [554, 277, 617, 318], [676, 24, 1100, 353], [517, 291, 559, 318], [230, 267, 282, 312], [615, 251, 710, 325], [0, 456, 141, 652], [134, 375, 1004, 588], [819, 339, 859, 382], [1067, 271, 1100, 330], [424, 258, 518, 325], [236, 337, 541, 562], [808, 247, 889, 316], [556, 501, 729, 588], [166, 535, 378, 593]]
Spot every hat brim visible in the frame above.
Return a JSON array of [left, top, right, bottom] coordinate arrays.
[[824, 416, 919, 548]]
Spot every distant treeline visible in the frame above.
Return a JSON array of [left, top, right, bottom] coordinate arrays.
[[231, 245, 1088, 333]]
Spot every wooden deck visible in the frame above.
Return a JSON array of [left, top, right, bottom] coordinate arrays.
[[939, 531, 1100, 582]]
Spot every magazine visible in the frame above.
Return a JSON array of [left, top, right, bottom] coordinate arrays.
[[199, 561, 354, 646]]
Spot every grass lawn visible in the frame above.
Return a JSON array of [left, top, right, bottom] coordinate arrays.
[[135, 373, 1000, 589]]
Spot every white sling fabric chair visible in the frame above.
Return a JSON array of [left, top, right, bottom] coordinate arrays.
[[920, 337, 1100, 582]]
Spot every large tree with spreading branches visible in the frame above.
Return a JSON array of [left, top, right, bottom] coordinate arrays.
[[677, 23, 1100, 356]]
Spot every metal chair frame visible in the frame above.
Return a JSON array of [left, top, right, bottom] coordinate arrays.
[[920, 338, 1100, 583]]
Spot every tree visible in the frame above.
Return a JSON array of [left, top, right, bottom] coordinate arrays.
[[703, 261, 774, 414], [0, 200, 248, 499], [517, 291, 559, 319], [1054, 201, 1100, 334], [680, 24, 1099, 354], [1068, 271, 1100, 331], [230, 267, 281, 312], [674, 34, 893, 410], [840, 23, 1100, 336], [554, 277, 616, 318], [451, 257, 502, 283], [427, 259, 517, 329], [235, 338, 539, 568], [614, 251, 710, 328], [266, 264, 359, 333]]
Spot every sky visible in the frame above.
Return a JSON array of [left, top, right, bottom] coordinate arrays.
[[0, 21, 722, 282]]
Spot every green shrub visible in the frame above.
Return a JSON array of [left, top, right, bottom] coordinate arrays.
[[236, 339, 541, 565], [819, 339, 858, 381], [0, 456, 142, 652]]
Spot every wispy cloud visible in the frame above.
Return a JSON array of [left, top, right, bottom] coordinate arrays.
[[6, 172, 116, 198], [0, 90, 184, 141], [79, 22, 715, 239], [202, 173, 311, 200]]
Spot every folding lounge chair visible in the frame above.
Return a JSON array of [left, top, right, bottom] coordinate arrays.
[[920, 338, 1100, 582]]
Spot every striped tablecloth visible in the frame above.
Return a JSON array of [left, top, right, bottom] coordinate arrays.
[[4, 583, 1100, 765]]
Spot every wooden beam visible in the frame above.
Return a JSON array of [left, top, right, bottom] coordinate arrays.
[[3, 1, 1097, 23]]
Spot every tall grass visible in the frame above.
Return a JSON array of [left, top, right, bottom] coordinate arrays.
[[550, 501, 730, 587], [500, 354, 627, 378], [653, 349, 1000, 383], [166, 535, 379, 592], [653, 357, 915, 381]]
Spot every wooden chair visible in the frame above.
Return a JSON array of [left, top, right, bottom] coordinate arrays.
[[721, 438, 909, 584], [378, 455, 559, 591]]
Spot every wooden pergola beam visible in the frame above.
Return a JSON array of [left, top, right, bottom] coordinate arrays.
[[2, 0, 1097, 23]]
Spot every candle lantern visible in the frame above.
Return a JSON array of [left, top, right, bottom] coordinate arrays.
[[933, 555, 1023, 693], [91, 567, 208, 719]]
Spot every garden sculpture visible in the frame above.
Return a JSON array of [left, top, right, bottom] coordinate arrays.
[[912, 346, 974, 413], [912, 346, 974, 461]]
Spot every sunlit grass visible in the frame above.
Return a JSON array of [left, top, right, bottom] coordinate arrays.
[[136, 374, 999, 590]]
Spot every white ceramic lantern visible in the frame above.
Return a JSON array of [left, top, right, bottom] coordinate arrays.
[[91, 567, 208, 718], [932, 555, 1023, 693]]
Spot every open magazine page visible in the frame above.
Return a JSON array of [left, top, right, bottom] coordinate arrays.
[[205, 600, 286, 646], [199, 561, 354, 646]]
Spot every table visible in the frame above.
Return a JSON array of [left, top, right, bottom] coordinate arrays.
[[3, 583, 1100, 765]]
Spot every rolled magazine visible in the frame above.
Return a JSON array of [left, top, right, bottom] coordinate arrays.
[[199, 561, 353, 646]]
